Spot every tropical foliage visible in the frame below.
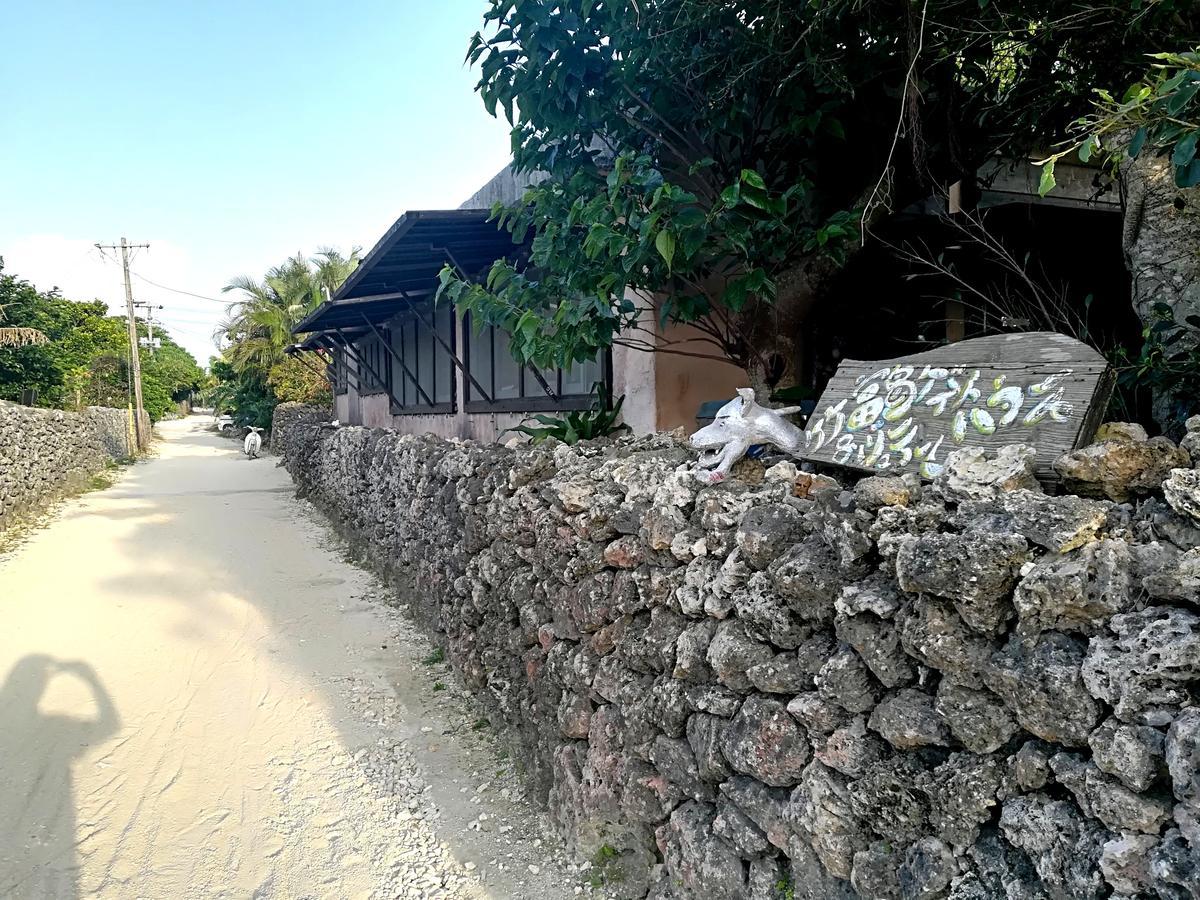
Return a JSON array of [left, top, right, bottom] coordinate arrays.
[[213, 249, 359, 427], [0, 260, 204, 420], [1040, 50, 1200, 194], [441, 0, 1194, 391], [505, 382, 628, 444]]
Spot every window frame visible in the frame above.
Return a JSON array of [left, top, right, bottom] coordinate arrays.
[[357, 333, 390, 396], [461, 313, 611, 414], [386, 311, 457, 417], [333, 347, 349, 395]]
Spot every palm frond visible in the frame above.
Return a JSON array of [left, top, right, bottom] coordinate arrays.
[[0, 327, 49, 348]]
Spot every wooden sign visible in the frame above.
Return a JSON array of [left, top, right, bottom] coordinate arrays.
[[799, 332, 1115, 481]]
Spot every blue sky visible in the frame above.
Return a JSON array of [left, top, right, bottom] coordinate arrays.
[[0, 0, 512, 363]]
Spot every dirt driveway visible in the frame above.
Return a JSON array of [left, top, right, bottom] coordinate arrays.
[[0, 417, 580, 899]]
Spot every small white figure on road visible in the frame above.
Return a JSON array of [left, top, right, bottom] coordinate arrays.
[[244, 426, 264, 459]]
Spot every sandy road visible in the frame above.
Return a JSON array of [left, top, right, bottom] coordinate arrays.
[[0, 417, 579, 900]]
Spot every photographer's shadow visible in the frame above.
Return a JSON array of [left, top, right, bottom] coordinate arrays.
[[0, 655, 119, 899]]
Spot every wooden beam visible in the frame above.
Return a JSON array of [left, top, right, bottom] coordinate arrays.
[[352, 317, 436, 407]]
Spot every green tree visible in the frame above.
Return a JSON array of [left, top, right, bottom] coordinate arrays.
[[0, 260, 203, 419], [216, 248, 358, 425], [441, 0, 1194, 391], [1037, 49, 1200, 430], [220, 249, 359, 379], [139, 330, 205, 421]]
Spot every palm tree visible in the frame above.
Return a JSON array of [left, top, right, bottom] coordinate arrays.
[[218, 248, 360, 377]]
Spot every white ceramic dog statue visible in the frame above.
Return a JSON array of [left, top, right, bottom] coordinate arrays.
[[689, 388, 804, 484]]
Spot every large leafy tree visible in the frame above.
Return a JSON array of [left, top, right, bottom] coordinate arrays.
[[1039, 49, 1200, 429], [219, 249, 359, 377], [216, 248, 359, 425], [0, 261, 203, 417], [441, 0, 1195, 391]]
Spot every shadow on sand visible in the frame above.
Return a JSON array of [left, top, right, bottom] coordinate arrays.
[[0, 655, 119, 899]]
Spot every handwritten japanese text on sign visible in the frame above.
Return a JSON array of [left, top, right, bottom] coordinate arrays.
[[800, 333, 1114, 481]]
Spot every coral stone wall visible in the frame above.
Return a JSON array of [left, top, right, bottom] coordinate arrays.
[[274, 402, 1200, 900], [0, 402, 129, 531], [267, 402, 330, 454]]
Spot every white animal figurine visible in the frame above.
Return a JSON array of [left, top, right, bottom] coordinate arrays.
[[243, 426, 264, 459], [689, 388, 804, 484]]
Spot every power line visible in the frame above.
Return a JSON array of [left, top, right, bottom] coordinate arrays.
[[131, 272, 234, 305]]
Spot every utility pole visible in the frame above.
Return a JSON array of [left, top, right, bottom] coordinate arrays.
[[97, 238, 150, 449], [134, 302, 162, 354]]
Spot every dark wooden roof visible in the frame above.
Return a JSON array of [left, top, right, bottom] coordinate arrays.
[[293, 209, 523, 336]]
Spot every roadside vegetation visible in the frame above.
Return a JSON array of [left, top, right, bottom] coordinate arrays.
[[441, 1, 1200, 432], [0, 259, 204, 421], [210, 249, 359, 428]]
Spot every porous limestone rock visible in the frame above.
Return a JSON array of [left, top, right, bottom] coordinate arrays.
[[732, 570, 813, 649], [1164, 466, 1200, 525], [1179, 414, 1200, 463], [1049, 753, 1172, 834], [1013, 539, 1137, 637], [735, 502, 807, 570], [1143, 546, 1200, 603], [868, 688, 951, 750], [999, 793, 1110, 900], [270, 411, 1200, 900], [1054, 434, 1189, 501], [835, 613, 915, 688], [815, 647, 881, 714], [955, 490, 1111, 553], [896, 596, 996, 689], [934, 682, 1020, 754], [937, 444, 1040, 502], [1099, 832, 1159, 896], [854, 475, 912, 512], [719, 695, 810, 787], [813, 715, 886, 778], [1094, 422, 1150, 444], [984, 632, 1101, 747], [896, 532, 1029, 634], [899, 836, 957, 900], [1082, 606, 1200, 726], [1166, 708, 1200, 803], [705, 619, 773, 692], [1087, 717, 1165, 793], [787, 760, 867, 880], [0, 402, 128, 532]]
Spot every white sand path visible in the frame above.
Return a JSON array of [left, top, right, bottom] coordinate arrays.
[[0, 417, 579, 900]]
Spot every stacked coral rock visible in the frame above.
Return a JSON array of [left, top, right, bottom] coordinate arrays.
[[275, 402, 1200, 899], [0, 402, 127, 532]]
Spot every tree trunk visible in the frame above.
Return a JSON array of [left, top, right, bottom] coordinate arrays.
[[1120, 148, 1200, 432], [740, 260, 824, 399]]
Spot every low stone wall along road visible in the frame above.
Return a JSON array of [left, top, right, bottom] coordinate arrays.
[[0, 417, 578, 900]]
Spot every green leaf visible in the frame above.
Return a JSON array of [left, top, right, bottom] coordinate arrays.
[[655, 230, 676, 271], [1176, 159, 1200, 188], [517, 311, 539, 340], [1129, 127, 1148, 158], [1037, 159, 1057, 197], [1172, 131, 1199, 168], [720, 183, 740, 207], [740, 169, 767, 190], [1078, 134, 1099, 163]]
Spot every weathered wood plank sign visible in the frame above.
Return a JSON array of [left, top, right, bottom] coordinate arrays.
[[799, 332, 1115, 481]]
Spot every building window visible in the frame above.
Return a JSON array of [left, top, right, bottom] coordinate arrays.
[[357, 334, 389, 394], [464, 316, 606, 412], [387, 304, 456, 414], [333, 347, 348, 395]]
